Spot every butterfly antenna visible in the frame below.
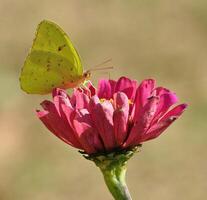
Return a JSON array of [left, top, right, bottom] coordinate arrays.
[[91, 58, 112, 69], [89, 66, 114, 72]]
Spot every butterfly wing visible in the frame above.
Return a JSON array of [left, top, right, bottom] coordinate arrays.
[[20, 20, 83, 94]]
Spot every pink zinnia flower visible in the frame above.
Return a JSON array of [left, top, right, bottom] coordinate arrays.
[[37, 77, 187, 155]]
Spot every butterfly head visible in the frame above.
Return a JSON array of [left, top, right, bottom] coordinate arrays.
[[83, 70, 91, 80]]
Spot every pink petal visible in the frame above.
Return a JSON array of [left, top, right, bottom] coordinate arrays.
[[113, 92, 129, 110], [158, 93, 178, 113], [135, 79, 155, 107], [70, 91, 76, 107], [133, 79, 155, 120], [78, 81, 96, 97], [161, 103, 188, 121], [36, 110, 57, 136], [41, 100, 82, 148], [113, 92, 129, 146], [139, 119, 175, 142], [73, 110, 104, 154], [115, 76, 133, 90], [60, 104, 76, 131], [77, 87, 90, 97], [37, 111, 69, 144], [115, 77, 138, 100], [151, 92, 178, 125], [140, 104, 187, 142], [88, 95, 100, 113], [91, 101, 116, 151], [153, 87, 170, 96], [72, 90, 89, 109], [113, 110, 128, 146], [41, 100, 57, 113], [88, 81, 96, 96], [109, 80, 116, 95], [52, 88, 68, 99], [52, 88, 73, 112], [37, 106, 82, 149], [53, 95, 72, 116], [124, 96, 159, 147], [98, 79, 113, 99]]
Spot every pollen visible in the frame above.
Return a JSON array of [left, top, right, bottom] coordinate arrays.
[[100, 98, 106, 103], [128, 99, 133, 105], [100, 98, 114, 104]]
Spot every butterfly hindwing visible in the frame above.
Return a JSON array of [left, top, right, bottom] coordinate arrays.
[[21, 50, 82, 94]]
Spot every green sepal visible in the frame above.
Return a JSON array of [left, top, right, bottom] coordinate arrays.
[[80, 145, 141, 170]]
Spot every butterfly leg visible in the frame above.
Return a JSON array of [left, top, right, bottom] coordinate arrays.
[[79, 81, 92, 96]]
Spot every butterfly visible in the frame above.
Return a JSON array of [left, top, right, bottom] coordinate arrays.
[[19, 20, 91, 94]]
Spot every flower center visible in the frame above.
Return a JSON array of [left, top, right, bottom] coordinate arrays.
[[128, 99, 133, 105], [100, 98, 114, 104]]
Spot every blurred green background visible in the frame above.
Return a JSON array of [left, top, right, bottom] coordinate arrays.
[[0, 0, 206, 199]]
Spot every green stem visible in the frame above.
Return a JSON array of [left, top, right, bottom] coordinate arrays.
[[81, 145, 141, 200], [101, 164, 132, 200]]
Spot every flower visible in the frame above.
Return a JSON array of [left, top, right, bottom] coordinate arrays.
[[36, 76, 188, 200], [37, 77, 187, 155]]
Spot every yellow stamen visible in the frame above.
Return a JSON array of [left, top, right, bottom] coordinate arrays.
[[128, 99, 133, 105], [100, 98, 106, 103]]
